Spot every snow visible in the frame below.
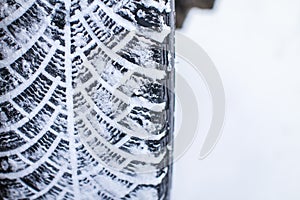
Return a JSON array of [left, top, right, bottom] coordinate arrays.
[[173, 0, 300, 199]]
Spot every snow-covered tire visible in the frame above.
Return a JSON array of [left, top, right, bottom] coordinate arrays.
[[0, 0, 174, 199]]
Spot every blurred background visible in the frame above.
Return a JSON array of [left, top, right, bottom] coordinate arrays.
[[172, 0, 300, 199]]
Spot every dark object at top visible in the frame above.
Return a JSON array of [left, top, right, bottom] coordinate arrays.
[[175, 0, 215, 28]]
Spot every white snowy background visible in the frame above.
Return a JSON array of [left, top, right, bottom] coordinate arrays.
[[172, 0, 300, 199]]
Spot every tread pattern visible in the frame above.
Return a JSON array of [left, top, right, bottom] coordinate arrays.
[[0, 0, 174, 199]]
